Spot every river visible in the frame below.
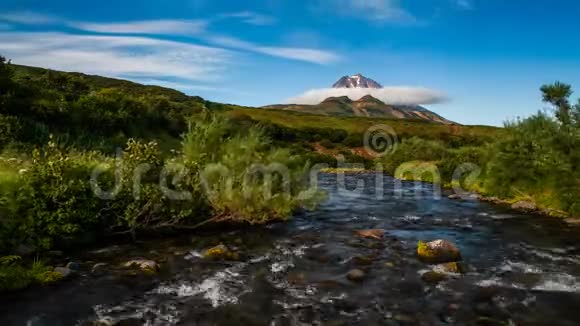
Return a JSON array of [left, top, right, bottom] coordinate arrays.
[[1, 173, 580, 325]]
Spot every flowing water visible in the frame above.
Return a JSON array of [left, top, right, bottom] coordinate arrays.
[[2, 173, 580, 325]]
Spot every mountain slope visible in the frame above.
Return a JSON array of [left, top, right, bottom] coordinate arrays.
[[264, 95, 453, 124], [265, 74, 453, 124]]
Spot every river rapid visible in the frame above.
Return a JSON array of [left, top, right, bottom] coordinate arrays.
[[1, 173, 580, 325]]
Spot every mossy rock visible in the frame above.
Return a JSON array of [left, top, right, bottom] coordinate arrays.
[[203, 244, 240, 261], [122, 259, 159, 274], [417, 240, 462, 264]]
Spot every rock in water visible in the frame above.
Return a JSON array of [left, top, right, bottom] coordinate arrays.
[[203, 244, 240, 261], [122, 259, 159, 273], [355, 229, 385, 240], [346, 269, 366, 282], [417, 240, 462, 264]]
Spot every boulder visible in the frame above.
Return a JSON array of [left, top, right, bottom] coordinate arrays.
[[417, 239, 462, 264], [122, 259, 159, 273], [346, 269, 366, 282], [355, 229, 385, 240], [203, 244, 239, 261], [448, 194, 462, 200]]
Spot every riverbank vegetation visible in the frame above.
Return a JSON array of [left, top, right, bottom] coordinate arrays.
[[380, 83, 579, 217], [0, 55, 578, 290]]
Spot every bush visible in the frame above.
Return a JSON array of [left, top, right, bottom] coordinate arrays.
[[182, 114, 322, 224], [2, 139, 105, 250], [485, 112, 579, 214], [381, 137, 449, 174], [0, 256, 58, 292]]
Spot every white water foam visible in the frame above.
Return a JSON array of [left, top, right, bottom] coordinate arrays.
[[533, 273, 580, 293], [497, 260, 543, 274]]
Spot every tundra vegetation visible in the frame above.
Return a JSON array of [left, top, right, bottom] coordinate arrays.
[[0, 55, 578, 290]]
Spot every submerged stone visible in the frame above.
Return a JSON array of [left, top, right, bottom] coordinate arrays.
[[353, 255, 376, 266], [435, 262, 464, 274], [421, 271, 447, 284], [417, 239, 462, 264], [91, 263, 108, 275], [346, 269, 366, 282]]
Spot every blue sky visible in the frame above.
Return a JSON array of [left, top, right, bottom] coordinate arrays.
[[1, 0, 580, 126]]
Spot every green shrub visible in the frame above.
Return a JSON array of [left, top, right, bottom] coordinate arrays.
[[0, 256, 57, 292], [183, 114, 322, 224], [381, 137, 449, 174]]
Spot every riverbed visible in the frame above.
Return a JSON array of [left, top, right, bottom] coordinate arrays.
[[2, 173, 580, 325]]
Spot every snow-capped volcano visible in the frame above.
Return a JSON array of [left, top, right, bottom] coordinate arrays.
[[332, 73, 383, 89]]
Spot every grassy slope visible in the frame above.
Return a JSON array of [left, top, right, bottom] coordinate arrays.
[[225, 107, 501, 140], [10, 64, 502, 144]]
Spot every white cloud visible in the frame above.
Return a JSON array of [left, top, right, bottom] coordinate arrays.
[[318, 0, 417, 24], [0, 12, 57, 24], [220, 11, 276, 26], [286, 87, 448, 105], [71, 19, 208, 36], [0, 32, 231, 83], [208, 36, 341, 64]]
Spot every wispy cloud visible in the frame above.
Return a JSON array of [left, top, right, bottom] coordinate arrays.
[[220, 11, 276, 26], [0, 12, 57, 24], [0, 32, 231, 83], [287, 87, 448, 105], [1, 11, 340, 75], [130, 78, 250, 95], [72, 19, 208, 36], [207, 35, 341, 64], [318, 0, 418, 24], [455, 0, 474, 10], [69, 17, 337, 64]]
